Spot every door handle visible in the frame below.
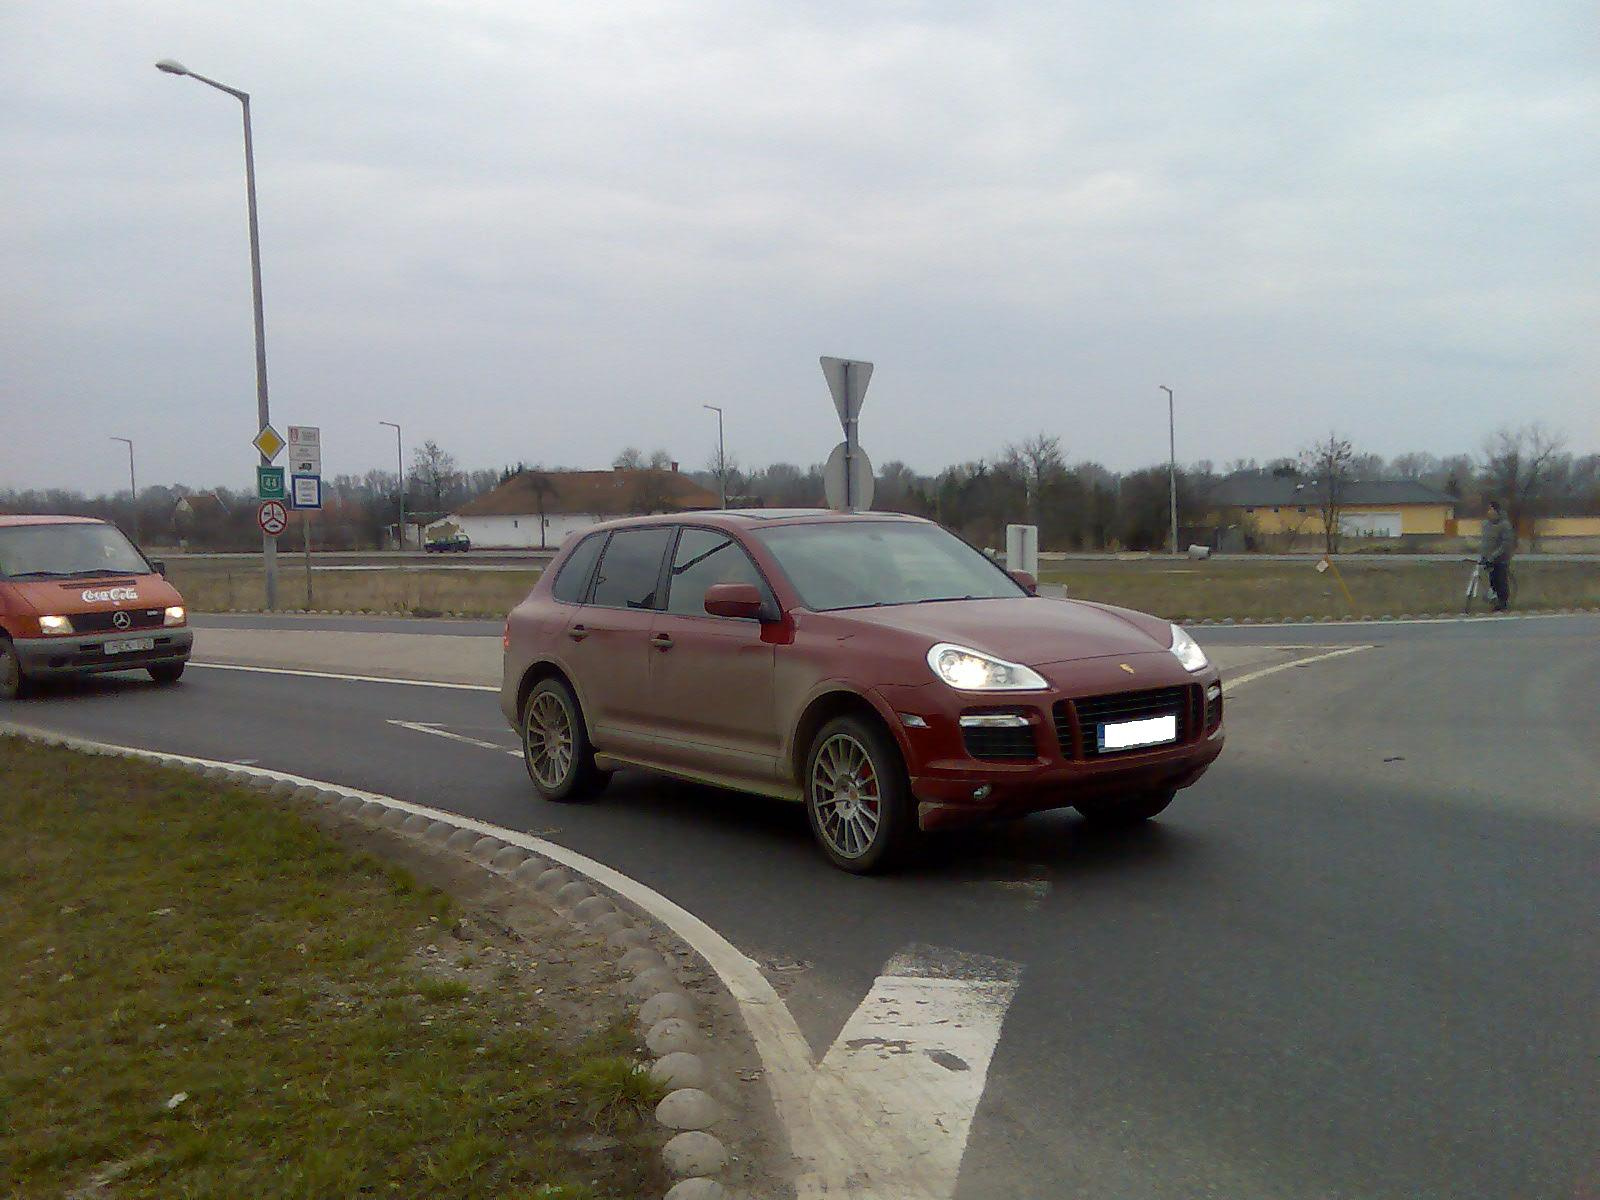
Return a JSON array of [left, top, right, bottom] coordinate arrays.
[[651, 633, 674, 652], [567, 624, 589, 642]]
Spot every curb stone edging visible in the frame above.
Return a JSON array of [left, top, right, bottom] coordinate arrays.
[[0, 725, 742, 1200]]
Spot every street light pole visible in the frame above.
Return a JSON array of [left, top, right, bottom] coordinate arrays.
[[380, 421, 405, 549], [1159, 385, 1178, 556], [702, 405, 726, 508], [110, 437, 137, 544], [156, 58, 277, 608]]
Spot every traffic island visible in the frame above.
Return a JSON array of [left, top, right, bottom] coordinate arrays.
[[0, 737, 671, 1200]]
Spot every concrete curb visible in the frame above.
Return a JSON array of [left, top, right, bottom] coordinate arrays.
[[0, 725, 742, 1199]]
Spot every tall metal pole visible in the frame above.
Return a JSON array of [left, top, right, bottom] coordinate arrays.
[[702, 405, 726, 508], [157, 60, 277, 607], [1160, 385, 1178, 555], [380, 421, 404, 548], [111, 437, 138, 543], [842, 362, 855, 511]]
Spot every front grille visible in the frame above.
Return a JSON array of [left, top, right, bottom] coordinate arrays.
[[962, 724, 1037, 761], [71, 609, 165, 633], [1055, 685, 1198, 759]]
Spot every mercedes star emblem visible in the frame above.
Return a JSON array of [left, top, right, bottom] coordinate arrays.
[[113, 611, 132, 631]]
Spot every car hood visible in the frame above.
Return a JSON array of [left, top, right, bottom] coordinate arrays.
[[7, 573, 184, 616], [830, 597, 1169, 665]]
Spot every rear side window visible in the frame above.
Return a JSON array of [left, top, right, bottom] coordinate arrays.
[[590, 527, 674, 610], [551, 533, 605, 603], [665, 528, 764, 616]]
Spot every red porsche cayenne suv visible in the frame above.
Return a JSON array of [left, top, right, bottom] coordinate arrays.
[[501, 511, 1224, 872]]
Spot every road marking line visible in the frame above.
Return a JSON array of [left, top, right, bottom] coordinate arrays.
[[0, 722, 970, 1197], [385, 719, 510, 751], [189, 661, 497, 692], [1224, 644, 1371, 692]]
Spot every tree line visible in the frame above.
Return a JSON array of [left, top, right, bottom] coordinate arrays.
[[3, 425, 1592, 553]]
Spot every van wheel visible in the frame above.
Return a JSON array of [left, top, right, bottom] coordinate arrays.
[[804, 715, 915, 873], [522, 678, 609, 802], [0, 639, 30, 701], [149, 664, 185, 686]]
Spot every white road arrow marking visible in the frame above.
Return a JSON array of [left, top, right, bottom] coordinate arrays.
[[798, 946, 1022, 1199]]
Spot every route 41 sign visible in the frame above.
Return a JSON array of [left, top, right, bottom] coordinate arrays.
[[257, 500, 288, 537]]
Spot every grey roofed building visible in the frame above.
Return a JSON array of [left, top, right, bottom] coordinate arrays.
[[1207, 473, 1456, 508]]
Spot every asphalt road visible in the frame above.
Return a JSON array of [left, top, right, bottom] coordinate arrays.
[[6, 617, 1597, 1199]]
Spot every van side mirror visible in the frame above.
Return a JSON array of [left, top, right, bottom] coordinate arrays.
[[704, 582, 766, 620], [150, 559, 167, 577], [1009, 569, 1038, 595]]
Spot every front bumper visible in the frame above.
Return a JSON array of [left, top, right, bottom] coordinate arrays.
[[14, 627, 194, 679], [876, 655, 1225, 831]]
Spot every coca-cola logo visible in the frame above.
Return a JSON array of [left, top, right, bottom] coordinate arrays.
[[82, 587, 138, 603]]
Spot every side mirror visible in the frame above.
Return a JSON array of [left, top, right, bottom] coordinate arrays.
[[1009, 569, 1038, 595], [704, 582, 766, 620], [150, 559, 167, 577]]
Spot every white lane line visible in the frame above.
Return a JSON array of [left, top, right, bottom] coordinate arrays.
[[190, 661, 497, 692], [1224, 644, 1371, 692], [1192, 610, 1591, 630], [387, 719, 523, 757]]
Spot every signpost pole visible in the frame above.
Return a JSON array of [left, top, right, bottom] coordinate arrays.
[[303, 515, 313, 610], [842, 362, 854, 512]]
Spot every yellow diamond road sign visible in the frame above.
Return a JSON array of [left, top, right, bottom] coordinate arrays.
[[252, 425, 286, 462]]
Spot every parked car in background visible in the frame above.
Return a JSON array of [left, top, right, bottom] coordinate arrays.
[[425, 532, 472, 553], [500, 510, 1224, 872], [0, 515, 192, 700]]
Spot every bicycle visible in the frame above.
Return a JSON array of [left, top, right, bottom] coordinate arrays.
[[1461, 557, 1515, 614]]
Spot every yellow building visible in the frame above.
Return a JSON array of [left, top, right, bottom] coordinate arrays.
[[1207, 474, 1456, 541]]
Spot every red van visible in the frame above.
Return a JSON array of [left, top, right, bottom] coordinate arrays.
[[0, 515, 193, 700]]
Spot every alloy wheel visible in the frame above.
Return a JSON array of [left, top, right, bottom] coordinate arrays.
[[525, 691, 575, 790], [810, 732, 882, 860]]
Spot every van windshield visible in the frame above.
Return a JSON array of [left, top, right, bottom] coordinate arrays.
[[0, 524, 151, 580]]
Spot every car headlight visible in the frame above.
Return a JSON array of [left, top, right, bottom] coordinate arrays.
[[163, 606, 187, 627], [39, 615, 74, 635], [927, 643, 1047, 691], [1169, 624, 1209, 672]]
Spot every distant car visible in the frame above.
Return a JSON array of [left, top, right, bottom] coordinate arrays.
[[424, 532, 471, 553], [500, 510, 1225, 873]]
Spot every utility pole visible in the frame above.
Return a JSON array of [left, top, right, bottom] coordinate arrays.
[[110, 437, 138, 543], [157, 59, 277, 607], [379, 421, 405, 548], [1160, 385, 1178, 555], [703, 405, 727, 508]]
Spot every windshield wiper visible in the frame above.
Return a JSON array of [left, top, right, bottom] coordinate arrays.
[[915, 595, 979, 604], [61, 568, 141, 578], [3, 570, 75, 579]]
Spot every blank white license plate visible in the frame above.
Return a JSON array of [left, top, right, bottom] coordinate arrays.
[[1098, 714, 1178, 751], [103, 637, 155, 655]]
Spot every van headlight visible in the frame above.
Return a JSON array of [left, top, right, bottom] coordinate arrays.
[[164, 606, 187, 627], [1169, 624, 1209, 672], [39, 615, 74, 635], [927, 643, 1047, 691]]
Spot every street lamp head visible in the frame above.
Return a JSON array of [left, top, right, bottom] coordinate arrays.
[[155, 59, 190, 75]]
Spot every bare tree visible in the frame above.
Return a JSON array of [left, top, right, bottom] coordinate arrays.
[[613, 447, 645, 470], [1390, 451, 1440, 480], [1479, 423, 1568, 533], [647, 449, 674, 470], [525, 471, 557, 548], [1300, 432, 1356, 553], [409, 440, 460, 514], [1005, 433, 1065, 524]]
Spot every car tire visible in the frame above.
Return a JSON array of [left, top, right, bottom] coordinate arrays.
[[804, 715, 915, 874], [148, 663, 185, 686], [522, 678, 608, 802], [1075, 788, 1176, 830], [0, 638, 31, 701]]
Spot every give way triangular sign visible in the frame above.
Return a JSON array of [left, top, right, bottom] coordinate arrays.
[[820, 356, 873, 425]]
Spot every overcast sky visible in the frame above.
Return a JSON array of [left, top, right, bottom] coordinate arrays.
[[3, 0, 1596, 494]]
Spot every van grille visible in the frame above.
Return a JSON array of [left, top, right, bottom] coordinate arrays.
[[71, 609, 165, 633], [1054, 685, 1199, 759]]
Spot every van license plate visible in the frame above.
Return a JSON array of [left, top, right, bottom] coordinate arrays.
[[1098, 714, 1178, 751], [104, 637, 155, 655]]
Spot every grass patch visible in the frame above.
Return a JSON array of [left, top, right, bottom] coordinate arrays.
[[166, 563, 543, 617], [1038, 558, 1600, 621], [0, 738, 666, 1200]]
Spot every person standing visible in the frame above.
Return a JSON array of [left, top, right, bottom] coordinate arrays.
[[1479, 499, 1516, 611]]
